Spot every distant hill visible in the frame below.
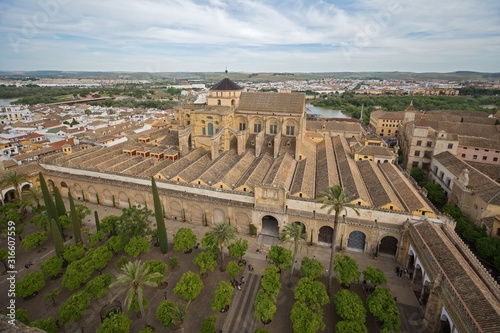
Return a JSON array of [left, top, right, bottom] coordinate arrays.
[[0, 70, 498, 82]]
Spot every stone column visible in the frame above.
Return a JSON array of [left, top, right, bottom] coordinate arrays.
[[423, 290, 443, 333]]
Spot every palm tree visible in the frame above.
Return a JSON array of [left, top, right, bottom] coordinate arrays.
[[0, 171, 28, 202], [110, 260, 162, 320], [203, 222, 237, 271], [280, 222, 307, 286], [316, 185, 360, 295], [20, 187, 43, 210]]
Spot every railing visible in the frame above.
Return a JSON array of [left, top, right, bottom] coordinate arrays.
[[411, 223, 482, 332], [441, 217, 500, 295]]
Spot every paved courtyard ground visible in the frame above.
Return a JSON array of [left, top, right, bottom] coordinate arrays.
[[1, 200, 428, 332]]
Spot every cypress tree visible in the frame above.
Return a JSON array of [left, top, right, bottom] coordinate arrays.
[[152, 177, 168, 254], [94, 211, 100, 232], [54, 186, 66, 217], [39, 173, 61, 235], [96, 193, 100, 205], [68, 192, 82, 244], [51, 219, 64, 257]]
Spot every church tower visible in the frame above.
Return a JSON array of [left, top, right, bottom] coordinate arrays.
[[206, 70, 243, 107], [403, 100, 416, 122]]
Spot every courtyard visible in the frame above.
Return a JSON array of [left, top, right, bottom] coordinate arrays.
[[1, 200, 427, 332]]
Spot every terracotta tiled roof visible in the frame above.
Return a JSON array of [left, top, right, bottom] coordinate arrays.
[[371, 110, 405, 120], [332, 136, 360, 200], [199, 150, 240, 185], [237, 92, 305, 114], [138, 159, 174, 177], [414, 222, 500, 332], [459, 135, 500, 149], [433, 152, 500, 205], [353, 144, 394, 158], [467, 162, 500, 182], [158, 148, 208, 179], [42, 120, 61, 128], [357, 160, 403, 209], [237, 153, 273, 191], [306, 120, 362, 132], [12, 147, 56, 161], [379, 163, 430, 212], [48, 138, 75, 150], [220, 150, 255, 188], [291, 138, 316, 198], [210, 78, 242, 91]]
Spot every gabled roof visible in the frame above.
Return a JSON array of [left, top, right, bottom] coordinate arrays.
[[209, 78, 242, 91], [405, 101, 415, 112], [237, 92, 305, 114], [433, 151, 500, 205], [48, 138, 75, 150]]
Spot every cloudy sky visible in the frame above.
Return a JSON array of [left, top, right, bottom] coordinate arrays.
[[0, 0, 499, 73]]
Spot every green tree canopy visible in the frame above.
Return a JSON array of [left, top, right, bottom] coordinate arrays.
[[422, 182, 447, 208], [100, 215, 120, 235], [267, 245, 293, 272], [173, 227, 197, 253], [144, 259, 167, 285], [203, 222, 237, 271], [156, 301, 186, 329], [300, 257, 324, 280], [228, 238, 249, 261], [124, 236, 151, 257], [63, 243, 85, 262], [211, 281, 234, 312], [280, 222, 307, 285], [117, 206, 153, 240], [106, 234, 127, 254], [293, 278, 329, 311], [110, 260, 162, 320], [86, 246, 113, 273], [62, 258, 94, 291], [21, 231, 48, 252], [11, 308, 29, 325], [16, 271, 46, 298], [96, 313, 131, 333], [335, 320, 368, 333], [226, 260, 243, 280], [200, 316, 217, 333], [193, 251, 217, 275], [261, 265, 282, 298], [173, 271, 204, 303], [334, 289, 366, 323], [30, 317, 57, 333], [316, 185, 360, 294], [58, 290, 92, 325], [410, 167, 426, 184], [85, 273, 112, 299], [367, 287, 400, 332], [40, 255, 64, 278], [362, 265, 387, 286], [475, 237, 500, 262], [290, 301, 325, 333], [333, 254, 360, 287], [254, 289, 277, 323]]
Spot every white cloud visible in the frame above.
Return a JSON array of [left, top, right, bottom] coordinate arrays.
[[0, 0, 498, 71]]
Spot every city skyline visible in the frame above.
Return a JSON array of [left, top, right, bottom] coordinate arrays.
[[1, 0, 499, 73]]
